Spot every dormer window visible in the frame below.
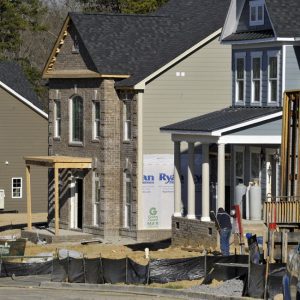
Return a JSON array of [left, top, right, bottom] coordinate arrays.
[[249, 0, 264, 26]]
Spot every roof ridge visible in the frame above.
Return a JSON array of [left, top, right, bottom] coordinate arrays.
[[69, 12, 168, 18]]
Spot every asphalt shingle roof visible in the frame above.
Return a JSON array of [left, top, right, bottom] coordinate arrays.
[[0, 61, 43, 111], [161, 107, 282, 133], [266, 0, 300, 38], [69, 0, 231, 87], [223, 30, 274, 41]]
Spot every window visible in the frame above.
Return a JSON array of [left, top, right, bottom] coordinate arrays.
[[123, 170, 132, 228], [72, 35, 79, 53], [235, 53, 246, 103], [235, 148, 244, 186], [93, 172, 100, 226], [268, 51, 279, 103], [12, 178, 22, 198], [251, 53, 262, 103], [54, 100, 61, 138], [93, 101, 100, 140], [249, 0, 264, 26], [123, 101, 131, 141], [70, 95, 83, 143], [250, 148, 261, 181]]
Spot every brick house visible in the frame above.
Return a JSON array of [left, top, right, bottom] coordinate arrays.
[[43, 0, 232, 241]]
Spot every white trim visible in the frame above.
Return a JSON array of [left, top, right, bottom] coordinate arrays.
[[133, 28, 222, 89], [69, 95, 84, 144], [11, 177, 22, 199], [137, 92, 143, 230], [54, 100, 61, 138], [219, 135, 281, 144], [161, 112, 282, 137], [249, 0, 265, 27], [213, 111, 282, 135], [251, 51, 263, 105], [267, 50, 280, 105], [282, 45, 287, 98], [0, 81, 48, 119], [92, 100, 100, 140], [235, 52, 246, 105]]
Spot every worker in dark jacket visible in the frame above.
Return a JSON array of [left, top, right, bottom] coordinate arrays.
[[217, 207, 232, 256]]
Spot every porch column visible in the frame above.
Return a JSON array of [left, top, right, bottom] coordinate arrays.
[[217, 143, 225, 209], [26, 165, 32, 230], [201, 144, 210, 221], [174, 141, 182, 217], [187, 142, 196, 219], [54, 166, 60, 235]]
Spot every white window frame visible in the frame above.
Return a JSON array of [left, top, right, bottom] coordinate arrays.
[[249, 147, 261, 182], [93, 172, 101, 226], [123, 96, 132, 141], [12, 177, 22, 199], [69, 95, 84, 144], [92, 101, 100, 140], [123, 169, 132, 228], [249, 0, 264, 26], [235, 52, 246, 105], [54, 100, 61, 138], [234, 146, 245, 186], [251, 52, 262, 105], [267, 50, 280, 105]]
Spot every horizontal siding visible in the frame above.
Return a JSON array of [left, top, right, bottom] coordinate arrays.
[[285, 46, 300, 90], [143, 37, 231, 154], [0, 88, 48, 212], [229, 118, 282, 136]]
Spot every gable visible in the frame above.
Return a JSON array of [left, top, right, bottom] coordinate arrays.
[[236, 0, 272, 32]]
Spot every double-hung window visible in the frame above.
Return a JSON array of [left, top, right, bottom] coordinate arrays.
[[12, 178, 22, 198], [123, 100, 131, 141], [54, 100, 61, 138], [250, 147, 261, 181], [268, 51, 279, 104], [70, 95, 83, 143], [93, 101, 100, 140], [123, 170, 132, 228], [251, 52, 262, 104], [93, 172, 101, 226], [249, 0, 264, 26], [235, 53, 246, 104]]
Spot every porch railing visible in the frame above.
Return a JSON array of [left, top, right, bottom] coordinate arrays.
[[263, 196, 300, 225]]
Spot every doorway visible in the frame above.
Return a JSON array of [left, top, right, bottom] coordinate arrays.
[[70, 178, 83, 229]]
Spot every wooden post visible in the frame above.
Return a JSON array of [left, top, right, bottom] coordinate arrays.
[[54, 166, 59, 235], [26, 165, 32, 230]]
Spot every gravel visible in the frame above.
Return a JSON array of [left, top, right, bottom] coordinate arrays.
[[187, 278, 244, 297]]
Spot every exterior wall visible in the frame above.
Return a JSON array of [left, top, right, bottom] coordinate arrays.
[[285, 45, 300, 90], [236, 0, 272, 32], [232, 46, 282, 107], [172, 217, 218, 248], [53, 24, 95, 71], [0, 88, 48, 212], [48, 78, 138, 239], [143, 37, 231, 154]]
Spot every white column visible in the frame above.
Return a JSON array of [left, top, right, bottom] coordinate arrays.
[[187, 142, 196, 219], [217, 143, 225, 209], [201, 144, 210, 221], [174, 141, 182, 217]]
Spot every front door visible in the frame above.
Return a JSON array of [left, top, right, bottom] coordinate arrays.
[[70, 178, 83, 229]]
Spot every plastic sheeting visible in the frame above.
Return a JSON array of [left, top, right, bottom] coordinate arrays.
[[0, 260, 52, 277]]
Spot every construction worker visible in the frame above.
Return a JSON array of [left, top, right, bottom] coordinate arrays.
[[217, 207, 232, 256]]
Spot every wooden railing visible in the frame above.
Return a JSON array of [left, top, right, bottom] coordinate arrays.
[[263, 197, 300, 225]]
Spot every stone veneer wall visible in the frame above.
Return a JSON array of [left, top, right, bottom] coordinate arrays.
[[172, 216, 218, 249]]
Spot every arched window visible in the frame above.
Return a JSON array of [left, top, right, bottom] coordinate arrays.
[[71, 96, 83, 142]]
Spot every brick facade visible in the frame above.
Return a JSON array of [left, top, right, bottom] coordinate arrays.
[[172, 217, 218, 249]]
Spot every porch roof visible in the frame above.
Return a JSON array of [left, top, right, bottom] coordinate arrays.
[[24, 156, 92, 169], [161, 107, 282, 135]]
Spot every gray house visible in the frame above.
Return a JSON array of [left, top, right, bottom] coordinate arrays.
[[0, 61, 48, 213], [161, 0, 300, 241], [42, 0, 232, 241]]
